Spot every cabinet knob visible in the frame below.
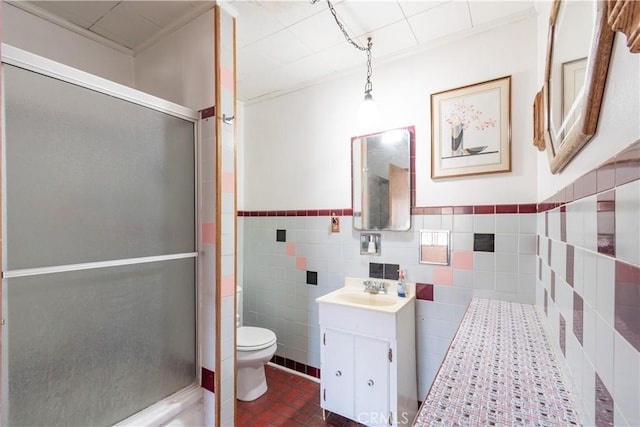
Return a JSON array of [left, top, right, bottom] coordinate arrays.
[[335, 371, 342, 377], [367, 379, 374, 386]]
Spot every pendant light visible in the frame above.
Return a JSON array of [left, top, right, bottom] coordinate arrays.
[[312, 0, 380, 129]]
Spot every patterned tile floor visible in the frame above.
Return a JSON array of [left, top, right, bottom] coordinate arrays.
[[236, 365, 361, 426], [414, 299, 581, 426]]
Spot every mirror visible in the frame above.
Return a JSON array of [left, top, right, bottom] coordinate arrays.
[[537, 0, 615, 173], [352, 126, 414, 231], [419, 230, 450, 265]]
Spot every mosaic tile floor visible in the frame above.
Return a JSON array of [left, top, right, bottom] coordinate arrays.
[[414, 299, 581, 426]]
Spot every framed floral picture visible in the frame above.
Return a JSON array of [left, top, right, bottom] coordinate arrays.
[[430, 76, 511, 178]]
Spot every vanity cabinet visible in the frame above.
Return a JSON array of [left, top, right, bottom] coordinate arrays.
[[317, 280, 417, 427]]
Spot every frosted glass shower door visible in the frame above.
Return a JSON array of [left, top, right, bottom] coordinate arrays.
[[2, 61, 197, 426]]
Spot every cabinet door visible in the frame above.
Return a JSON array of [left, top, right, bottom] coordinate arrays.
[[354, 336, 390, 427], [322, 329, 354, 419]]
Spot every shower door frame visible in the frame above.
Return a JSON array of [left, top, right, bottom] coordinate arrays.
[[0, 44, 203, 426]]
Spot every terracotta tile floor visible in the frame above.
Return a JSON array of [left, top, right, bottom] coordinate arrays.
[[237, 365, 362, 426]]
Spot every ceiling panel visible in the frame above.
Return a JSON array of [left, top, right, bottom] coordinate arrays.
[[407, 1, 472, 44], [397, 0, 448, 18], [333, 1, 406, 37], [91, 7, 161, 49], [31, 1, 119, 28], [468, 0, 535, 26], [19, 0, 538, 102]]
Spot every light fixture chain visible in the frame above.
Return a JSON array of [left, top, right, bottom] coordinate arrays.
[[310, 0, 367, 51], [310, 0, 374, 96]]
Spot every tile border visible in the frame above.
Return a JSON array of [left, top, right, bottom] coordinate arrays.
[[270, 355, 320, 379]]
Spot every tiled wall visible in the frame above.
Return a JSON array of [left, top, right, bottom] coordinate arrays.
[[239, 203, 538, 398], [536, 140, 640, 426]]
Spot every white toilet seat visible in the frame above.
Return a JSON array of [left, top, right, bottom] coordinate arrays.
[[237, 326, 277, 351]]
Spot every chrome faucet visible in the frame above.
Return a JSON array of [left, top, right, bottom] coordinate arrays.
[[363, 280, 388, 295]]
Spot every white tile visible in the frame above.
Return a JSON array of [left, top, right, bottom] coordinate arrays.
[[441, 214, 453, 230], [422, 214, 442, 229], [573, 247, 585, 295], [582, 302, 597, 366], [495, 272, 517, 293], [355, 19, 419, 57], [496, 214, 518, 233], [548, 208, 561, 241], [596, 254, 616, 326], [519, 213, 537, 234], [452, 232, 473, 251], [551, 240, 566, 280], [453, 214, 473, 232], [453, 269, 473, 288], [566, 201, 584, 248], [614, 332, 640, 426], [473, 271, 495, 290], [565, 332, 583, 394], [583, 196, 598, 252], [519, 234, 537, 255], [615, 180, 640, 266], [496, 253, 518, 273], [474, 252, 495, 271], [473, 215, 495, 233], [582, 357, 596, 426], [407, 0, 472, 43], [583, 250, 598, 308], [495, 233, 518, 253], [595, 313, 615, 393], [519, 254, 536, 275]]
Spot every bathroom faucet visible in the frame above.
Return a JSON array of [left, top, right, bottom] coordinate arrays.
[[363, 280, 388, 295]]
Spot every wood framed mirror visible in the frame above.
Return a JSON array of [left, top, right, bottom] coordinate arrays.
[[535, 0, 615, 173]]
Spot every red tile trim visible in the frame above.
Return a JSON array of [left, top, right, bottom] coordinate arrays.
[[201, 367, 215, 393], [559, 314, 566, 356], [416, 283, 434, 301], [200, 106, 215, 119], [239, 204, 541, 217], [453, 206, 474, 214], [474, 205, 495, 214], [519, 204, 537, 213], [496, 204, 518, 214]]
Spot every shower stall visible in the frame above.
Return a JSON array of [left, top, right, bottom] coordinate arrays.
[[1, 45, 201, 426]]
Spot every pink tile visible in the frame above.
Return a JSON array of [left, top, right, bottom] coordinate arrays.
[[202, 222, 216, 244], [452, 251, 473, 270], [221, 171, 234, 194], [221, 275, 235, 297], [433, 267, 453, 286], [220, 66, 234, 90], [285, 242, 296, 256], [295, 257, 307, 270]]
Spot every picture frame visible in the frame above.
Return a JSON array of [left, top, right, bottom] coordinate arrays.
[[431, 76, 511, 179]]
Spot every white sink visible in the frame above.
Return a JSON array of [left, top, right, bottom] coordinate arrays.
[[315, 277, 414, 313]]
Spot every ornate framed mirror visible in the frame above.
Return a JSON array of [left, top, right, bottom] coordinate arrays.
[[534, 0, 615, 173]]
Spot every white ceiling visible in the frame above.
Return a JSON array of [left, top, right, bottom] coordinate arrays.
[[12, 0, 537, 103]]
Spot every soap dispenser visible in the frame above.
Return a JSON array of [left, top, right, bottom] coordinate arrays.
[[397, 269, 406, 298]]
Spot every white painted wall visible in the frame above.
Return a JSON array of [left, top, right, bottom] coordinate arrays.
[[535, 7, 640, 201], [133, 8, 216, 111], [1, 2, 133, 86], [241, 16, 539, 211]]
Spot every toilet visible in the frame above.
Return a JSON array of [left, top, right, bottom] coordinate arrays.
[[236, 286, 277, 401]]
